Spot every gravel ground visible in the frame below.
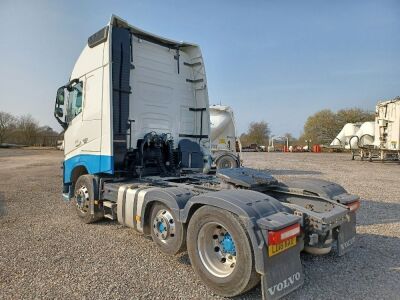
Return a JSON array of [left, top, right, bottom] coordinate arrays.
[[0, 149, 399, 299]]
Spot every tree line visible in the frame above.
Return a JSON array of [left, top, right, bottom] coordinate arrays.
[[299, 108, 374, 145], [0, 111, 60, 146], [240, 108, 375, 147], [1, 107, 374, 148]]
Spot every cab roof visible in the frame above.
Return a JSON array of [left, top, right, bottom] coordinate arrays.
[[110, 15, 197, 49]]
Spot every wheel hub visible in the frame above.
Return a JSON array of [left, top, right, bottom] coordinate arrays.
[[158, 222, 166, 233], [198, 222, 237, 277], [221, 233, 236, 255], [152, 209, 175, 242], [75, 185, 89, 212], [221, 159, 233, 169]]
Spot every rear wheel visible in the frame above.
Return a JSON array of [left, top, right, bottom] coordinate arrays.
[[187, 205, 259, 297], [73, 175, 103, 223], [150, 203, 186, 255]]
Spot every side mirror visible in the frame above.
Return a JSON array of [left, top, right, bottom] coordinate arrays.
[[55, 107, 63, 118], [54, 85, 67, 130], [56, 88, 65, 105]]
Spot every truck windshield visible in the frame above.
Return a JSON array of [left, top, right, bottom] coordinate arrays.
[[66, 82, 83, 122]]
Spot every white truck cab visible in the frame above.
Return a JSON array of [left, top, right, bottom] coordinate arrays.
[[55, 15, 211, 193]]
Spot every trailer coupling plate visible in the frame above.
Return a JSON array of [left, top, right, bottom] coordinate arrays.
[[217, 167, 278, 188], [261, 242, 304, 300]]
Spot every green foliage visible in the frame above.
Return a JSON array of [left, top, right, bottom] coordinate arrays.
[[300, 108, 375, 145], [336, 108, 375, 124], [240, 121, 270, 146]]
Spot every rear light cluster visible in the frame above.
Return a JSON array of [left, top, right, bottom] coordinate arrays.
[[346, 200, 360, 212], [268, 223, 300, 245]]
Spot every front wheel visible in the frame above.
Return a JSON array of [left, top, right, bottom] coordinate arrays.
[[187, 205, 259, 297], [74, 174, 103, 223]]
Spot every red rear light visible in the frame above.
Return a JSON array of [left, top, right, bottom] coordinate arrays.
[[347, 200, 360, 212], [268, 223, 300, 245]]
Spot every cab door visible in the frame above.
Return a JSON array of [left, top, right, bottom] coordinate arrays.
[[81, 69, 102, 154], [63, 71, 103, 176]]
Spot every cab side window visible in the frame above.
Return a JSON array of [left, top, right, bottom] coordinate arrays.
[[67, 81, 83, 122]]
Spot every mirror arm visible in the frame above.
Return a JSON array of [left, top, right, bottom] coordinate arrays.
[[66, 78, 79, 91], [55, 115, 68, 130]]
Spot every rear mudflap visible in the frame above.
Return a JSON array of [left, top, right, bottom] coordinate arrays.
[[262, 241, 304, 300], [336, 211, 356, 256], [256, 213, 304, 300]]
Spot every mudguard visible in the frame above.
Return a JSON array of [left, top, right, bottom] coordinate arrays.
[[139, 187, 194, 233], [281, 178, 359, 204], [181, 189, 290, 225], [182, 190, 304, 300]]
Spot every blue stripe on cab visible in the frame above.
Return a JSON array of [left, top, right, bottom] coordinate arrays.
[[64, 154, 114, 183]]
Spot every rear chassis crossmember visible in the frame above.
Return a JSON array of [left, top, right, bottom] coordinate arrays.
[[265, 187, 357, 256]]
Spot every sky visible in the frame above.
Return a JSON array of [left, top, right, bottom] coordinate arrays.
[[0, 0, 399, 137]]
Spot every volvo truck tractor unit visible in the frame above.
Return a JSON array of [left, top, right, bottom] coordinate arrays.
[[54, 16, 360, 300]]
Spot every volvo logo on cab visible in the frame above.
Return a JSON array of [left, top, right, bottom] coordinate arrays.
[[268, 272, 302, 296]]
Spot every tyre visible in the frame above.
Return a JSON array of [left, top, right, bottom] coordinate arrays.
[[150, 203, 186, 255], [187, 205, 259, 297], [74, 174, 103, 224], [216, 155, 238, 170]]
